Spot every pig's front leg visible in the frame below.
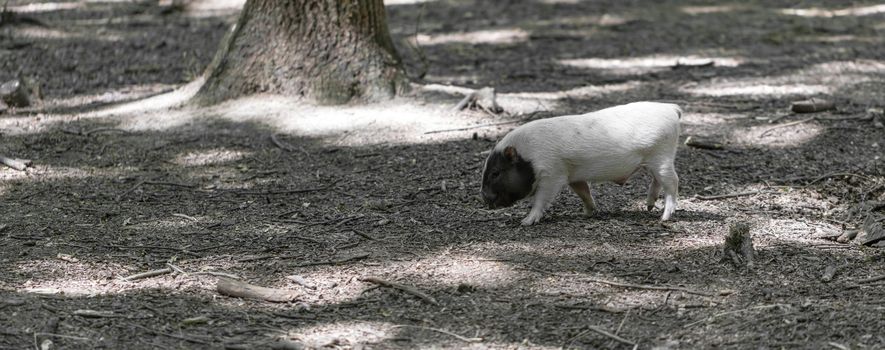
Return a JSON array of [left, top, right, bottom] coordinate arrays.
[[569, 181, 597, 215], [521, 177, 565, 226]]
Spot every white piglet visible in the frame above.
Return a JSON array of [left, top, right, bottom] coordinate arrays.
[[480, 101, 682, 226]]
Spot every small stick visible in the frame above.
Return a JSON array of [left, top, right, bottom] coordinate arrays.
[[72, 309, 120, 318], [424, 120, 520, 134], [360, 277, 439, 306], [683, 304, 788, 328], [857, 274, 885, 284], [130, 324, 210, 345], [759, 116, 816, 137], [122, 268, 173, 281], [391, 325, 480, 342], [696, 190, 768, 200], [584, 277, 715, 297], [0, 155, 31, 171], [586, 326, 636, 346], [270, 133, 295, 152], [192, 271, 240, 280], [171, 213, 198, 222], [616, 310, 631, 335], [294, 253, 369, 267], [806, 172, 870, 186], [216, 277, 300, 303]]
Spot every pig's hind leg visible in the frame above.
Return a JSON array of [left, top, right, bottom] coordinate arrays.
[[521, 178, 565, 226], [568, 181, 597, 216], [648, 161, 678, 221], [645, 175, 661, 211]]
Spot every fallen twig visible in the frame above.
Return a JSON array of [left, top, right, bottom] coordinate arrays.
[[392, 325, 480, 342], [586, 326, 636, 346], [424, 120, 520, 134], [683, 304, 788, 328], [696, 190, 768, 200], [759, 116, 816, 138], [294, 252, 369, 267], [121, 268, 173, 281], [360, 277, 439, 306], [72, 309, 120, 318], [270, 133, 296, 152], [131, 323, 210, 345], [216, 277, 300, 303], [857, 274, 885, 284], [584, 277, 715, 297]]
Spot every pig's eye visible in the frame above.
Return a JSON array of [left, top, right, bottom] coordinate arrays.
[[489, 171, 500, 179]]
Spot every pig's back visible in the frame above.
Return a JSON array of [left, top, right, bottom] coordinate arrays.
[[498, 102, 681, 181]]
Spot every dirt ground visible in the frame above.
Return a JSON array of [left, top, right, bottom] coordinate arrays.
[[2, 0, 885, 349]]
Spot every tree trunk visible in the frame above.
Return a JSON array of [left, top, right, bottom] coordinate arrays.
[[195, 0, 408, 105]]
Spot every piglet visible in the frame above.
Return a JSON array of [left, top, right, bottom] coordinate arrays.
[[481, 101, 682, 226]]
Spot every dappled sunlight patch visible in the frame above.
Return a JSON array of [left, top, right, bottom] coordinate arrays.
[[8, 26, 125, 42], [779, 4, 885, 17], [679, 112, 741, 137], [0, 165, 134, 182], [8, 2, 81, 13], [559, 55, 742, 75], [686, 84, 832, 97], [416, 28, 529, 46], [172, 148, 251, 166], [95, 78, 204, 117], [683, 60, 883, 98], [43, 83, 178, 111], [180, 0, 245, 17], [16, 259, 138, 297], [286, 321, 396, 348], [731, 121, 823, 147], [534, 13, 632, 27], [796, 34, 882, 43], [681, 5, 745, 15], [502, 81, 640, 100]]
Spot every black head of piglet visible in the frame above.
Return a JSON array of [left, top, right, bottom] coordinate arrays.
[[481, 146, 536, 209]]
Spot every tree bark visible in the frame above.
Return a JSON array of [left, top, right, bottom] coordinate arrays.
[[195, 0, 408, 105]]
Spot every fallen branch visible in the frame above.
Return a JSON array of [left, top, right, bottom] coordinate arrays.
[[584, 278, 715, 297], [360, 277, 439, 306], [696, 190, 768, 201], [216, 277, 300, 303], [392, 325, 481, 342], [121, 268, 173, 282], [0, 155, 31, 171], [759, 116, 816, 138]]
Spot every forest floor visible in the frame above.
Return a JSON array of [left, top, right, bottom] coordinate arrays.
[[1, 0, 885, 349]]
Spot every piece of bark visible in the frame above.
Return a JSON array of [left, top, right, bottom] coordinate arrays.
[[860, 213, 885, 246], [0, 156, 31, 171], [821, 265, 837, 283], [0, 79, 31, 107], [217, 277, 300, 302], [791, 98, 834, 114], [836, 229, 859, 243], [684, 136, 725, 150], [721, 222, 754, 268]]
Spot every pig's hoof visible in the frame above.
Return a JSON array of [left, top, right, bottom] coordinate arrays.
[[521, 215, 541, 226], [646, 205, 655, 211]]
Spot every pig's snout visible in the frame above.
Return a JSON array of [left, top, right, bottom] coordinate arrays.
[[481, 190, 497, 208]]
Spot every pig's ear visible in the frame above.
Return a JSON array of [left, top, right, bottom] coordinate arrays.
[[503, 146, 518, 163]]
